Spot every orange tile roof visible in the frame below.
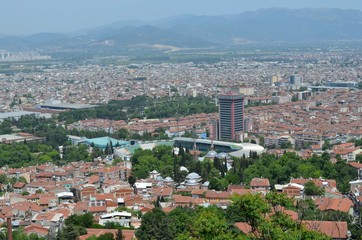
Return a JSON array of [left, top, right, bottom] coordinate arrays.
[[334, 148, 357, 155], [172, 195, 205, 205], [250, 178, 270, 187], [302, 221, 348, 239], [234, 222, 252, 234], [229, 188, 252, 196], [24, 224, 49, 236], [205, 190, 230, 199], [349, 161, 362, 169], [315, 198, 353, 213], [13, 182, 26, 189], [88, 205, 107, 213], [152, 187, 173, 197]]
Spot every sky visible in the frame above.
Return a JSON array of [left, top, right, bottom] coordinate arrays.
[[2, 0, 362, 35]]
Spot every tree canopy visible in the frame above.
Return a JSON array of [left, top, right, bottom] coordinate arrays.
[[135, 194, 331, 240]]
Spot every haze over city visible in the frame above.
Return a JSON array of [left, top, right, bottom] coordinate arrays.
[[2, 0, 362, 34]]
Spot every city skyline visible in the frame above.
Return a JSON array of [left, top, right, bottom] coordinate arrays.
[[2, 0, 362, 35]]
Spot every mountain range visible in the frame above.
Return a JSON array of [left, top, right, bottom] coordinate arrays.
[[1, 8, 362, 52]]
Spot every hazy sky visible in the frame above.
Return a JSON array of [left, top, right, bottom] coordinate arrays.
[[2, 0, 362, 35]]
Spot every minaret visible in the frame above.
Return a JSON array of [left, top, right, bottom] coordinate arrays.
[[193, 138, 197, 160]]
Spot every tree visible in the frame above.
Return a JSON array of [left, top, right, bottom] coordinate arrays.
[[65, 213, 94, 228], [304, 181, 325, 196], [167, 207, 196, 237], [191, 207, 230, 240], [208, 177, 228, 191], [227, 193, 270, 232], [322, 140, 331, 150], [115, 229, 124, 240], [0, 120, 13, 134], [259, 136, 265, 146], [265, 191, 294, 213], [0, 174, 8, 184], [58, 225, 80, 240], [280, 141, 292, 149], [97, 233, 115, 240], [127, 175, 136, 186], [136, 208, 173, 240], [225, 172, 240, 185]]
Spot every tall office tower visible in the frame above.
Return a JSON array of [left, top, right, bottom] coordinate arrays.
[[290, 75, 303, 85], [218, 94, 244, 141]]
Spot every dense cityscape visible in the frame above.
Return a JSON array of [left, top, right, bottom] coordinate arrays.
[[1, 3, 362, 240]]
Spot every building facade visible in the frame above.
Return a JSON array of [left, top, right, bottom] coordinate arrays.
[[218, 94, 244, 141]]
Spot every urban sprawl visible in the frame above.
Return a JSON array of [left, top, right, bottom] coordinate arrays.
[[0, 49, 362, 239]]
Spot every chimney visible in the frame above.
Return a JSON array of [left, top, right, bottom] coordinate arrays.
[[7, 217, 12, 240]]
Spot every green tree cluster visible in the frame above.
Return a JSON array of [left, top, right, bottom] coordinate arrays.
[[57, 213, 94, 240], [62, 144, 92, 164], [242, 152, 357, 193], [0, 230, 46, 240], [58, 95, 217, 124], [0, 142, 60, 168], [304, 181, 325, 196], [87, 230, 126, 240], [131, 145, 176, 179], [11, 114, 68, 147], [136, 193, 330, 240], [132, 145, 245, 187]]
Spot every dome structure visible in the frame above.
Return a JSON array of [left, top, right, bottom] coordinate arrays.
[[186, 172, 201, 180], [216, 152, 230, 159], [205, 150, 217, 158], [155, 176, 164, 182], [164, 177, 174, 183], [202, 181, 210, 187], [177, 185, 186, 190], [186, 179, 199, 186], [185, 172, 201, 187], [179, 166, 189, 172]]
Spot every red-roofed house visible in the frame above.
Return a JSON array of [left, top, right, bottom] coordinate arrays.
[[12, 182, 26, 194], [333, 142, 361, 162], [315, 197, 354, 215], [303, 221, 349, 239], [24, 224, 49, 238], [250, 178, 270, 193]]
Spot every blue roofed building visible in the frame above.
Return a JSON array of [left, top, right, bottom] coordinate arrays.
[[84, 136, 130, 149]]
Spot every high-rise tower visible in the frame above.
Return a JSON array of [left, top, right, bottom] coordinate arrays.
[[218, 94, 244, 141]]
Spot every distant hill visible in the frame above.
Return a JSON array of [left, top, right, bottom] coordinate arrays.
[[0, 36, 30, 51], [1, 8, 362, 52], [25, 33, 69, 44], [87, 25, 217, 48], [157, 8, 362, 44]]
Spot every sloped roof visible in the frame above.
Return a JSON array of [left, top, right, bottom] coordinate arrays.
[[303, 221, 348, 239], [315, 197, 353, 213], [250, 178, 270, 187]]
